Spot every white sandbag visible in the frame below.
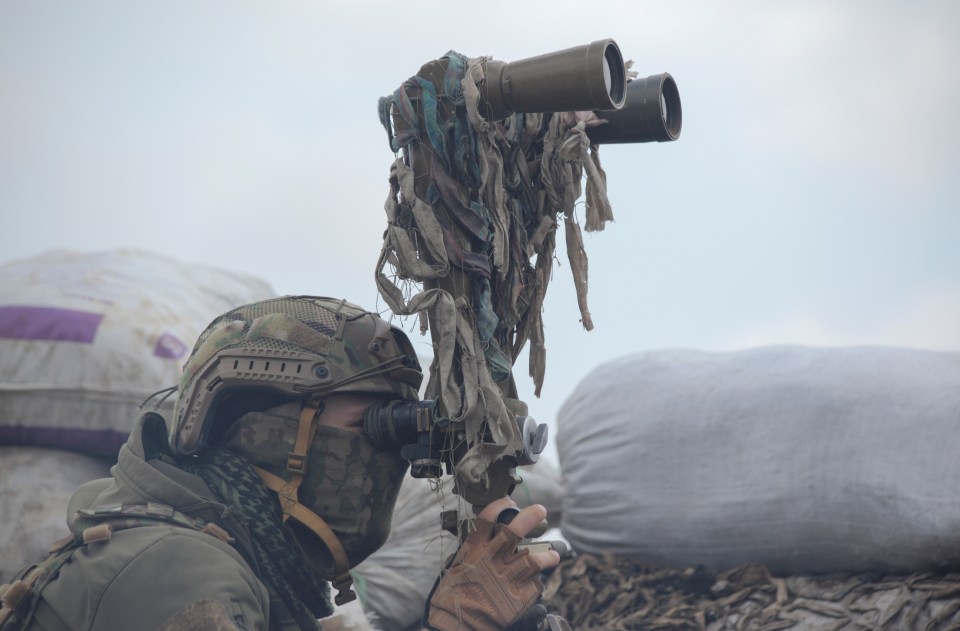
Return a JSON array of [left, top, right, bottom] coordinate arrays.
[[515, 461, 564, 526], [0, 249, 274, 456], [353, 476, 458, 630], [322, 598, 380, 631], [557, 345, 960, 575], [0, 446, 113, 580], [353, 462, 564, 629]]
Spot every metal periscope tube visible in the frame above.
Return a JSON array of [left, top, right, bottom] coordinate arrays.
[[586, 72, 683, 144], [481, 38, 627, 121]]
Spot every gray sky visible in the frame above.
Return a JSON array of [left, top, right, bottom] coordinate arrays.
[[2, 1, 958, 462]]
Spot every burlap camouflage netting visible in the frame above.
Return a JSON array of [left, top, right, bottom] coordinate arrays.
[[376, 51, 627, 495], [541, 554, 960, 630]]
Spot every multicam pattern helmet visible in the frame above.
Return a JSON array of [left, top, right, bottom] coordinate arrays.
[[171, 295, 423, 455]]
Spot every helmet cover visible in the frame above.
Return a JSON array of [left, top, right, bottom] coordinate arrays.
[[171, 295, 422, 454]]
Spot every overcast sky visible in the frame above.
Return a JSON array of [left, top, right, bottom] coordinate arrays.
[[2, 1, 958, 461]]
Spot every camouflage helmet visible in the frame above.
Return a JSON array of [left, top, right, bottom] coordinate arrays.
[[171, 295, 422, 455]]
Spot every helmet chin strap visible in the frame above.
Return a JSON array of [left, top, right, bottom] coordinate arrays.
[[251, 403, 357, 606]]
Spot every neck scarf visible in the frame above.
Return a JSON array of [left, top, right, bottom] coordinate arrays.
[[174, 448, 334, 629]]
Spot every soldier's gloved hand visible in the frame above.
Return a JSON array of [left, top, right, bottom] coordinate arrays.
[[425, 499, 560, 631]]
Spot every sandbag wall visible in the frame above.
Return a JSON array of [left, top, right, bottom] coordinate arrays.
[[557, 345, 960, 575], [0, 248, 275, 579], [0, 248, 275, 455], [0, 447, 114, 576]]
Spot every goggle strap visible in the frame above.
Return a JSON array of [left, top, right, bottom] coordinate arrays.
[[252, 464, 357, 605]]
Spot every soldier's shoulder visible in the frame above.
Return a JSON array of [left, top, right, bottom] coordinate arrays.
[[33, 525, 269, 631]]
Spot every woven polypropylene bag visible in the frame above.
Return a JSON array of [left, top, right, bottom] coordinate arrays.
[[352, 476, 458, 630], [0, 249, 274, 456], [353, 460, 564, 629], [0, 446, 112, 580], [558, 345, 960, 575]]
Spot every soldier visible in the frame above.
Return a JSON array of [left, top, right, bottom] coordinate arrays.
[[0, 296, 558, 631]]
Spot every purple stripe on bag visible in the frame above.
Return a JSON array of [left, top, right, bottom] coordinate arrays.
[[0, 425, 128, 457], [0, 306, 104, 343], [153, 331, 188, 359]]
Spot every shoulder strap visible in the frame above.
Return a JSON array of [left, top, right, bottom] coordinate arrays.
[[0, 538, 78, 631], [251, 403, 357, 606], [252, 465, 356, 606], [71, 502, 234, 545]]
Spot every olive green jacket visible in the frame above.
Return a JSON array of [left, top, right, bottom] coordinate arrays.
[[21, 413, 274, 631]]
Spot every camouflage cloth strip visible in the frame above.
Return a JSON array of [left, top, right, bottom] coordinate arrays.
[[376, 51, 618, 495], [542, 554, 960, 630]]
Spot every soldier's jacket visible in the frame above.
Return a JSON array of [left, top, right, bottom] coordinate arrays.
[[5, 414, 273, 631]]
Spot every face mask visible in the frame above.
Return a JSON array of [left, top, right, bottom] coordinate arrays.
[[297, 425, 409, 572], [224, 403, 409, 576]]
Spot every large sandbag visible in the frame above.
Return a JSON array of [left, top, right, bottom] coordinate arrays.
[[557, 345, 960, 575], [515, 461, 564, 527], [0, 446, 113, 580], [353, 459, 564, 630], [353, 476, 458, 630], [322, 599, 379, 631], [0, 249, 274, 456]]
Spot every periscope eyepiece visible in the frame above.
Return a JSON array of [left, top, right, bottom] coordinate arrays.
[[363, 399, 548, 479], [364, 399, 446, 478]]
